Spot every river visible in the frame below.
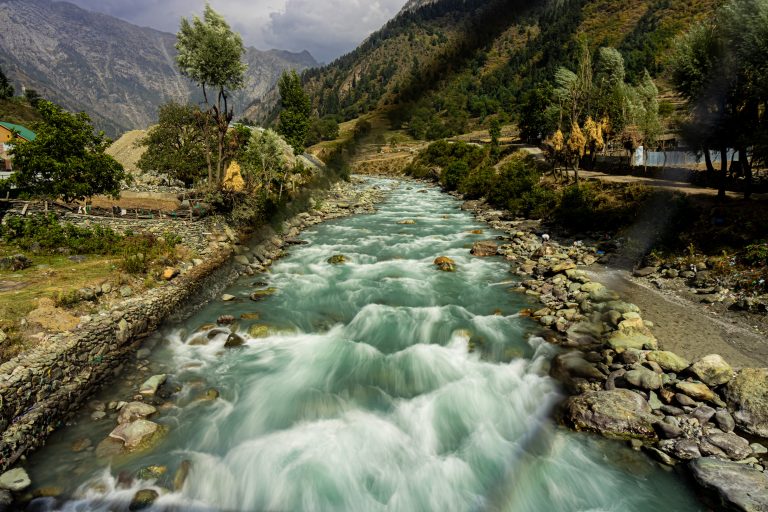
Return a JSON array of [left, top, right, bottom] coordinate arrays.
[[24, 179, 702, 511]]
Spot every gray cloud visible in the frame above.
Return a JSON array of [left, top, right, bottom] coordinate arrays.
[[65, 0, 406, 63]]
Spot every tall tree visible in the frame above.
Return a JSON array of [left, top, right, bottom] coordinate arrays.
[[4, 101, 126, 202], [670, 0, 768, 199], [137, 102, 211, 186], [277, 70, 311, 154], [242, 129, 285, 196], [176, 4, 247, 187]]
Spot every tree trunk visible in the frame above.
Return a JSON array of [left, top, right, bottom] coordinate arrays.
[[740, 147, 752, 200], [718, 147, 727, 201], [703, 146, 715, 184], [574, 157, 580, 186]]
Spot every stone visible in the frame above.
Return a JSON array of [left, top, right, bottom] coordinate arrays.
[[676, 381, 717, 403], [580, 282, 619, 302], [562, 389, 657, 440], [671, 439, 702, 460], [706, 432, 753, 460], [675, 393, 698, 407], [174, 460, 192, 491], [240, 313, 260, 320], [0, 468, 31, 492], [648, 391, 663, 410], [161, 267, 179, 281], [397, 219, 416, 225], [434, 256, 456, 272], [91, 411, 107, 421], [689, 354, 733, 387], [725, 368, 768, 437], [551, 261, 577, 273], [689, 457, 768, 511], [691, 405, 717, 426], [250, 288, 278, 301], [120, 286, 133, 298], [136, 465, 167, 480], [750, 443, 768, 455], [221, 294, 237, 302], [109, 420, 163, 450], [714, 410, 736, 433], [71, 438, 92, 452], [217, 315, 236, 325], [551, 351, 605, 385], [139, 374, 167, 396], [118, 402, 157, 424], [470, 240, 498, 257], [607, 330, 658, 352], [623, 367, 662, 390], [95, 437, 125, 458], [234, 255, 251, 266], [327, 254, 346, 264], [129, 489, 159, 511], [136, 348, 151, 360], [224, 333, 246, 348], [633, 267, 657, 277], [653, 421, 682, 439], [646, 351, 690, 373], [248, 324, 270, 338]]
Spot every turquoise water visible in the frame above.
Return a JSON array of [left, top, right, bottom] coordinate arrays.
[[26, 179, 702, 511]]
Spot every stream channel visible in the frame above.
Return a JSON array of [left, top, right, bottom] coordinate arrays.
[[25, 179, 703, 511]]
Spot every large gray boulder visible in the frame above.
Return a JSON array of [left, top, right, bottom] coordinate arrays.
[[562, 389, 658, 440], [689, 457, 768, 511], [725, 368, 768, 437], [689, 354, 733, 387]]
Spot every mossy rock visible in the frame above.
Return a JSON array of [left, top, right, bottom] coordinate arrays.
[[327, 255, 346, 264], [433, 256, 456, 272], [248, 324, 271, 338], [136, 465, 167, 481], [250, 287, 277, 301]]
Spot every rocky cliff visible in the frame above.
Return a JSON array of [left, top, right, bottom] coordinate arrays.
[[0, 0, 317, 136]]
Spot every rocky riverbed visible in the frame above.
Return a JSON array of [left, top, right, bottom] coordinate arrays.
[[457, 193, 768, 511]]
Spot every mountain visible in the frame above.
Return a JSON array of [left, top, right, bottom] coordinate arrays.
[[0, 0, 317, 136], [249, 0, 721, 137]]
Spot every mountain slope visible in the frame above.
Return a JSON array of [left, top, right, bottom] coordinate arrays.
[[0, 0, 316, 136], [251, 0, 720, 138]]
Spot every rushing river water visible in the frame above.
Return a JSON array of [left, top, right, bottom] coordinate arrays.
[[25, 179, 702, 511]]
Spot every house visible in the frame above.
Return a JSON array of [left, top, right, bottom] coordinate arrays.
[[0, 122, 36, 179]]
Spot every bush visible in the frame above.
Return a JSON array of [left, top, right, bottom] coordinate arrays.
[[440, 160, 469, 191], [1, 213, 122, 254], [459, 165, 495, 199], [744, 241, 768, 266], [486, 155, 543, 214]]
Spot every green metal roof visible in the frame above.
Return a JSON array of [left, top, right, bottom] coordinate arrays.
[[0, 122, 36, 141]]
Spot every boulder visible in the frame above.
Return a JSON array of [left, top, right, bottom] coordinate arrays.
[[397, 219, 416, 225], [139, 374, 167, 396], [250, 288, 278, 302], [580, 282, 619, 302], [434, 256, 456, 272], [623, 367, 662, 390], [470, 240, 498, 257], [327, 255, 346, 264], [247, 324, 270, 338], [161, 267, 179, 281], [689, 457, 768, 512], [607, 329, 658, 352], [174, 460, 192, 491], [705, 432, 752, 460], [129, 489, 159, 511], [109, 420, 164, 451], [221, 294, 237, 302], [675, 381, 717, 403], [646, 351, 690, 372], [562, 389, 658, 440], [224, 333, 246, 348], [689, 354, 733, 387], [725, 368, 768, 437], [233, 255, 250, 266], [118, 402, 157, 424], [551, 351, 605, 385], [0, 468, 31, 492]]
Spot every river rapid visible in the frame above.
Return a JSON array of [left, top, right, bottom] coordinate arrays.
[[25, 179, 702, 511]]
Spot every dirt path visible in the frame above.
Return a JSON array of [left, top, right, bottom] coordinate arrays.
[[590, 267, 768, 368]]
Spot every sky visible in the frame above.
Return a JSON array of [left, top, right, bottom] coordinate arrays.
[[66, 0, 409, 64]]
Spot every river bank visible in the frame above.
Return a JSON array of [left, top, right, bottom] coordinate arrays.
[[454, 190, 768, 511], [0, 177, 384, 506]]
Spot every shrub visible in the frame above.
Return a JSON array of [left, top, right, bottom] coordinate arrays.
[[459, 165, 495, 199], [486, 154, 543, 214], [744, 241, 768, 266], [1, 213, 122, 254], [440, 160, 469, 191]]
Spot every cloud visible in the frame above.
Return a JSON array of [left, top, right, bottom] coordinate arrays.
[[64, 0, 406, 63]]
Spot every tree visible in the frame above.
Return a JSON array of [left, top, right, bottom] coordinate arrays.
[[137, 102, 212, 186], [176, 4, 247, 187], [5, 101, 126, 202], [489, 118, 502, 162], [277, 70, 311, 154], [0, 66, 13, 100], [24, 88, 41, 107], [242, 129, 285, 196], [670, 0, 768, 199]]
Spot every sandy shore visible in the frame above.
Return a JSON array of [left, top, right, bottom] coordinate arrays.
[[590, 266, 768, 368]]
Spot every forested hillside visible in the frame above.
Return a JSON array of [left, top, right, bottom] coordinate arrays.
[[253, 0, 722, 140]]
